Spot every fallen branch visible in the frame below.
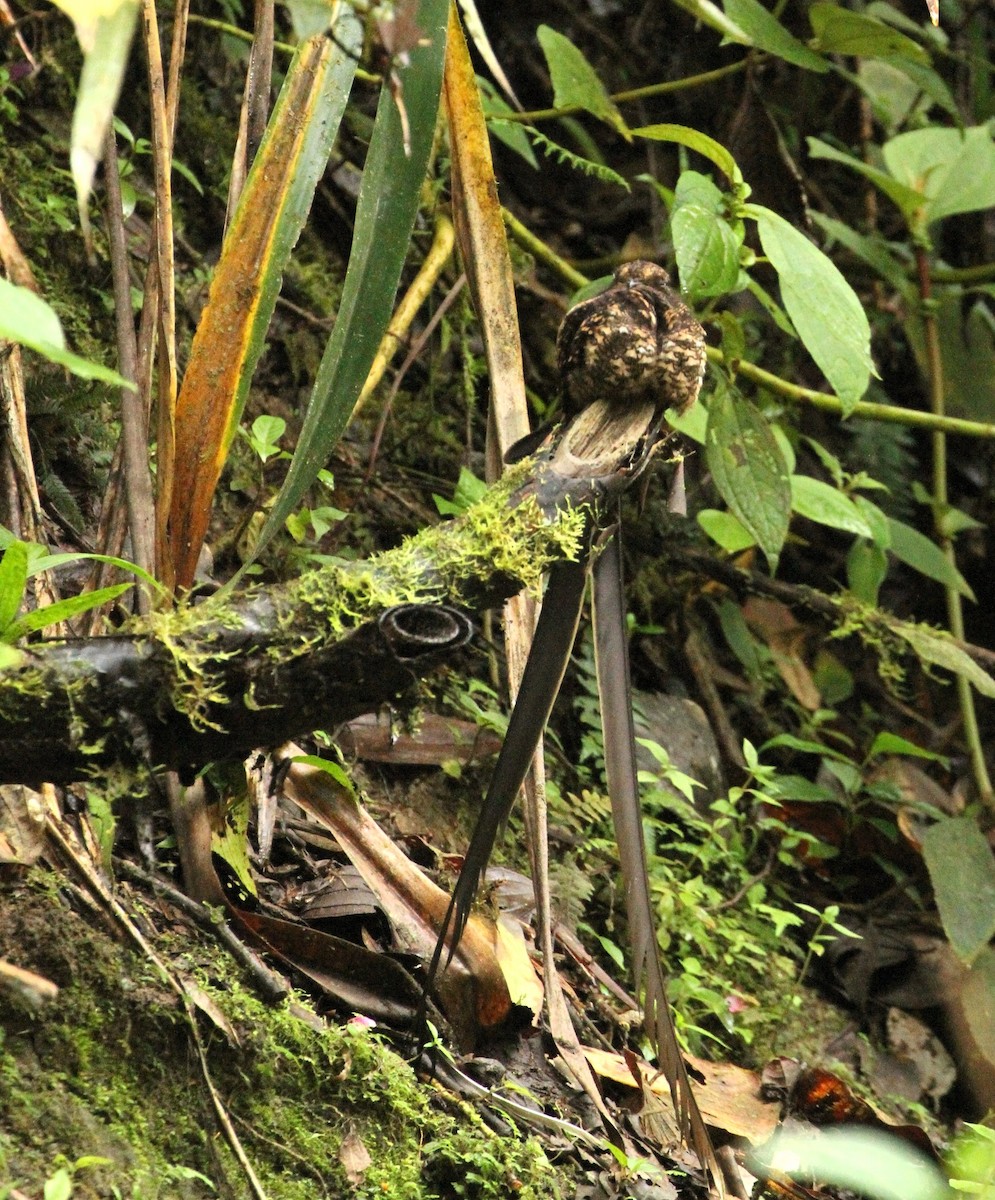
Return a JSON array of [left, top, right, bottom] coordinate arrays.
[[0, 403, 651, 784]]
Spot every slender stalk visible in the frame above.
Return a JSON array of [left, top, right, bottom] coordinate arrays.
[[493, 58, 750, 125], [501, 207, 995, 441], [101, 128, 156, 612], [915, 244, 993, 809]]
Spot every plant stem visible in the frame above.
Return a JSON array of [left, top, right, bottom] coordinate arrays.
[[710, 348, 995, 439], [915, 244, 993, 809], [501, 208, 995, 441], [492, 59, 750, 125]]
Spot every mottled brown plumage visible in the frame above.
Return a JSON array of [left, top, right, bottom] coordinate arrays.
[[556, 261, 706, 420]]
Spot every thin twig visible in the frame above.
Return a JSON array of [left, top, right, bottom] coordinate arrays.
[[115, 858, 290, 1002], [500, 208, 995, 441], [915, 245, 993, 808], [45, 817, 270, 1200], [493, 59, 751, 125]]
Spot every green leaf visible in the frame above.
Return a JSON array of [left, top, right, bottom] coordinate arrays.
[[791, 476, 874, 539], [633, 123, 743, 189], [809, 211, 911, 294], [752, 205, 875, 415], [43, 1167, 73, 1200], [697, 509, 756, 554], [887, 517, 974, 599], [241, 0, 450, 577], [0, 278, 133, 388], [51, 0, 140, 232], [480, 80, 538, 168], [756, 1127, 947, 1200], [723, 0, 828, 71], [807, 138, 925, 227], [883, 126, 995, 228], [0, 539, 29, 634], [846, 538, 888, 605], [867, 731, 947, 764], [851, 495, 892, 548], [536, 25, 627, 134], [892, 619, 995, 698], [292, 754, 357, 797], [672, 202, 742, 299], [922, 816, 995, 964], [705, 379, 791, 572], [5, 582, 133, 641], [809, 2, 929, 63]]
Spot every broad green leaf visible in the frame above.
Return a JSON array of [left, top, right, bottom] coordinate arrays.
[[0, 539, 29, 633], [674, 169, 726, 213], [672, 203, 742, 299], [922, 816, 995, 964], [883, 126, 995, 228], [847, 538, 887, 604], [696, 509, 756, 554], [809, 2, 929, 63], [169, 19, 362, 589], [887, 517, 974, 599], [0, 278, 133, 388], [6, 582, 133, 641], [536, 25, 627, 134], [791, 476, 873, 539], [705, 380, 791, 572], [667, 396, 708, 443], [809, 211, 911, 294], [723, 0, 828, 71], [753, 206, 875, 414], [892, 618, 995, 698], [867, 731, 947, 764], [51, 0, 139, 232], [857, 58, 958, 128], [633, 124, 743, 189], [807, 138, 924, 226], [756, 1127, 947, 1200], [242, 0, 450, 578]]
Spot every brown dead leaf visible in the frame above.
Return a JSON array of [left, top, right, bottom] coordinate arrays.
[[743, 597, 821, 711], [339, 1128, 372, 1187], [584, 1046, 780, 1143], [0, 784, 46, 865]]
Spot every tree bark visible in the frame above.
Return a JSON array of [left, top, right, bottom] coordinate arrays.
[[0, 402, 665, 784]]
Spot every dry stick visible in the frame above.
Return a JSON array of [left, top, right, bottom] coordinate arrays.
[[45, 818, 270, 1200], [915, 246, 993, 810], [141, 0, 179, 589], [115, 858, 290, 1001], [102, 130, 156, 612], [226, 0, 274, 224], [493, 58, 751, 124]]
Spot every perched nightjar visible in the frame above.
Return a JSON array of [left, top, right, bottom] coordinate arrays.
[[556, 260, 706, 421]]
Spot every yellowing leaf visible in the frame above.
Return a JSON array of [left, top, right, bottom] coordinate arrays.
[[169, 24, 361, 588], [444, 6, 529, 456]]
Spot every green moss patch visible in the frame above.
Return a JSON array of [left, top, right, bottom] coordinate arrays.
[[0, 872, 567, 1199]]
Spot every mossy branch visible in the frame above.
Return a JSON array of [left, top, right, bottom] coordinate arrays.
[[0, 432, 624, 785]]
